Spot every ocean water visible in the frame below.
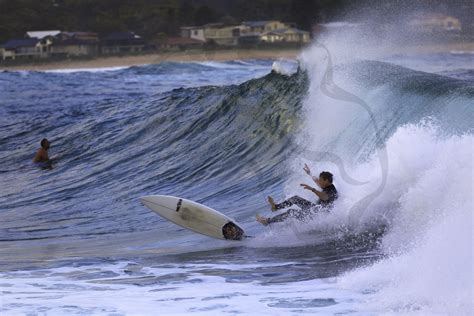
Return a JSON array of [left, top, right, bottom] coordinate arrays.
[[0, 49, 473, 315]]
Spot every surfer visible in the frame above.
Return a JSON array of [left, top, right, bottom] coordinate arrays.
[[33, 138, 51, 163], [256, 164, 338, 225]]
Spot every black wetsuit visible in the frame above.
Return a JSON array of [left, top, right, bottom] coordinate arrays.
[[267, 184, 338, 224]]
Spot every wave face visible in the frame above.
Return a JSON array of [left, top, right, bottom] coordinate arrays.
[[0, 60, 307, 251], [0, 53, 473, 314]]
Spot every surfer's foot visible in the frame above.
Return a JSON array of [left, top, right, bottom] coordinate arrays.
[[256, 214, 269, 226], [267, 196, 277, 211]]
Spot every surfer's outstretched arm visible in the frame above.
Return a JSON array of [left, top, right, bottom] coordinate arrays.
[[300, 183, 329, 201]]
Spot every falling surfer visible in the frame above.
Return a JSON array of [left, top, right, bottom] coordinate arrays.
[[256, 164, 338, 225]]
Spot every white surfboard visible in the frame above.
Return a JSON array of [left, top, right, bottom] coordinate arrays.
[[139, 195, 245, 240]]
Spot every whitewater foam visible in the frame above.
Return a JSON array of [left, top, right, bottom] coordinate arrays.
[[292, 33, 474, 313], [336, 124, 473, 315]]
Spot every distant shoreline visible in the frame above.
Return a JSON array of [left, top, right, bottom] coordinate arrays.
[[1, 42, 473, 71], [0, 48, 301, 71]]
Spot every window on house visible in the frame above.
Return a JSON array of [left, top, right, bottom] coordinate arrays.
[[232, 29, 240, 37]]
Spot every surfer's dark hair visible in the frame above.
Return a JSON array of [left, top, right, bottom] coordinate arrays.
[[40, 138, 49, 148], [319, 171, 333, 183], [222, 222, 244, 241]]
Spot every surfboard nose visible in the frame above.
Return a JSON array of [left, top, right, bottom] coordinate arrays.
[[139, 196, 154, 205], [139, 195, 176, 209], [138, 195, 156, 208]]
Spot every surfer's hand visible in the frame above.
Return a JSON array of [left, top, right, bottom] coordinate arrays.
[[303, 163, 311, 175], [300, 183, 313, 191]]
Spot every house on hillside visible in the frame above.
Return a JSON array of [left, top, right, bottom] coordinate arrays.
[[49, 32, 99, 57], [1, 38, 40, 60], [203, 23, 242, 46], [101, 32, 145, 54], [56, 32, 99, 42], [240, 21, 309, 46], [407, 13, 462, 33], [180, 20, 308, 47], [155, 37, 205, 51], [180, 27, 206, 42], [25, 30, 62, 58], [260, 28, 310, 44], [241, 21, 290, 34]]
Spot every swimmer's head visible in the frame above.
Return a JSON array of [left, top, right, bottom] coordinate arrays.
[[40, 138, 50, 150]]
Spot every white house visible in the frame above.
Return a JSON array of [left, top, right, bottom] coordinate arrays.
[[261, 28, 310, 44], [242, 21, 290, 34], [180, 27, 206, 42]]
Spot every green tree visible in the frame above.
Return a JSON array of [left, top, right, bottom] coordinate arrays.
[[194, 5, 217, 26]]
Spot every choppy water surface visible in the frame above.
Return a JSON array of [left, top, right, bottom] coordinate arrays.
[[1, 52, 473, 315]]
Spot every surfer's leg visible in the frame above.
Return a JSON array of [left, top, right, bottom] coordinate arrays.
[[267, 196, 277, 211], [267, 208, 300, 224], [294, 207, 314, 222], [274, 195, 313, 210]]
